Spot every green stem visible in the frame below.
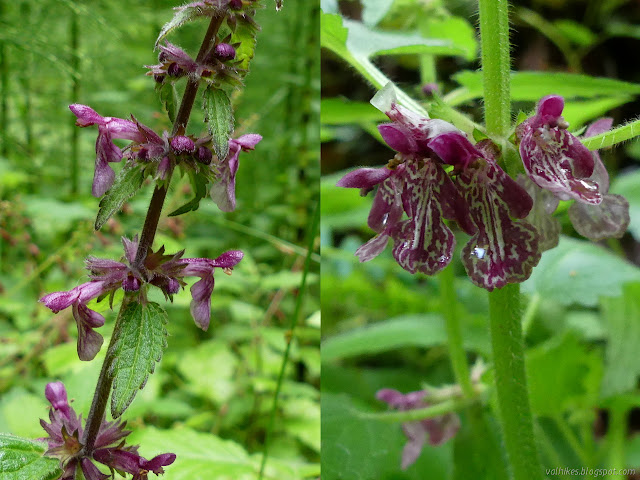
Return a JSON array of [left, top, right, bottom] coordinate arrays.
[[478, 0, 512, 137], [439, 266, 474, 398], [479, 0, 543, 476], [257, 199, 319, 480], [361, 396, 477, 422], [489, 285, 543, 480], [607, 403, 627, 480]]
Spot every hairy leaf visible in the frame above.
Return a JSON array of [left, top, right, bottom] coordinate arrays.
[[0, 434, 61, 480], [109, 302, 168, 418], [203, 86, 233, 159], [155, 7, 200, 48], [95, 163, 144, 230], [168, 170, 208, 217], [157, 81, 178, 123]]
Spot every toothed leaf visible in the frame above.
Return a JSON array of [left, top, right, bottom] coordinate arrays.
[[109, 302, 167, 418]]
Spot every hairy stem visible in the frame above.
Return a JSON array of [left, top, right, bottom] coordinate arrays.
[[489, 285, 543, 479], [83, 14, 223, 454], [133, 14, 223, 268], [479, 0, 543, 477]]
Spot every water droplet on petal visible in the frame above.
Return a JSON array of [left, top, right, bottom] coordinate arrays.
[[472, 247, 486, 259]]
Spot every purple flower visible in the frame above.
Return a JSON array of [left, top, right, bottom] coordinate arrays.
[[146, 42, 202, 81], [210, 133, 262, 212], [376, 389, 460, 470], [338, 85, 476, 275], [70, 105, 167, 197], [568, 118, 630, 240], [516, 95, 601, 204], [40, 238, 143, 361], [214, 42, 236, 61], [454, 141, 541, 290], [176, 250, 244, 330], [41, 382, 175, 480]]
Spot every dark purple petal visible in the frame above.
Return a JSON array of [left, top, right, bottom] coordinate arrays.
[[70, 104, 106, 127], [73, 303, 105, 361], [93, 448, 141, 473], [190, 275, 214, 330], [336, 166, 394, 190], [234, 133, 262, 150], [390, 161, 463, 275], [568, 194, 630, 241], [210, 249, 244, 268], [427, 132, 482, 170], [517, 175, 561, 252], [140, 453, 176, 473], [45, 382, 72, 419], [457, 159, 541, 291], [41, 289, 80, 313], [536, 95, 565, 127], [91, 151, 117, 197], [378, 124, 417, 154], [517, 96, 601, 204], [80, 458, 109, 480], [167, 277, 181, 295]]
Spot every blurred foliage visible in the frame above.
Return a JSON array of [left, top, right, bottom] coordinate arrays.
[[322, 0, 640, 479], [0, 0, 319, 479]]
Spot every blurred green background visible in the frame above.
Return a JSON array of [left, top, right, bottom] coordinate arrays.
[[0, 1, 320, 479]]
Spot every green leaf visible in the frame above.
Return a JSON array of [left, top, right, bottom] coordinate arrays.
[[95, 163, 144, 230], [203, 86, 233, 160], [155, 7, 200, 47], [526, 332, 602, 416], [109, 302, 168, 418], [231, 14, 260, 74], [0, 388, 48, 438], [0, 434, 62, 480], [168, 170, 208, 217], [611, 169, 640, 240], [320, 98, 387, 125], [157, 81, 178, 123], [600, 283, 640, 398], [522, 236, 640, 307], [553, 20, 597, 47], [420, 15, 477, 62], [448, 70, 640, 105], [345, 19, 467, 59], [322, 313, 490, 362], [322, 393, 452, 480]]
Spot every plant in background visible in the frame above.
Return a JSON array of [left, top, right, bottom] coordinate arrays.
[[0, 1, 288, 479], [321, 0, 640, 479]]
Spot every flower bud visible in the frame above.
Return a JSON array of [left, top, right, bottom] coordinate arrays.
[[167, 62, 183, 77], [197, 146, 213, 165], [229, 0, 242, 9], [170, 135, 196, 155], [214, 43, 236, 61], [122, 275, 141, 292]]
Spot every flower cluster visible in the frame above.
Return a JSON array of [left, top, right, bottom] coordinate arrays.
[[70, 104, 261, 211], [516, 96, 629, 245], [147, 40, 243, 87], [40, 236, 243, 360], [41, 382, 175, 480], [338, 85, 629, 290], [376, 389, 460, 470]]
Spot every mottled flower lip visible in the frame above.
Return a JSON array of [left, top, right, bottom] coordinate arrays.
[[517, 94, 601, 205]]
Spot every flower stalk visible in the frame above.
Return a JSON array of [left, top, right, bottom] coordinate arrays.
[[81, 13, 223, 457], [479, 0, 544, 478]]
